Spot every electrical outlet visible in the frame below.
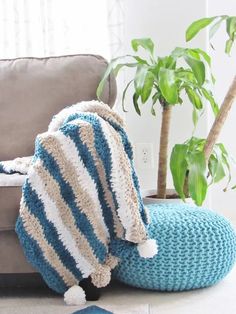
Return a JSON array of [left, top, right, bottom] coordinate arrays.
[[135, 143, 154, 169]]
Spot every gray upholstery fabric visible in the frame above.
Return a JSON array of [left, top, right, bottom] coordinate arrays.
[[0, 231, 35, 273], [0, 187, 21, 231], [0, 54, 116, 161], [0, 54, 116, 274]]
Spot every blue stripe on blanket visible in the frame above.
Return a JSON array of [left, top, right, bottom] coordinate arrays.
[[0, 163, 4, 173], [22, 181, 83, 280], [15, 217, 67, 294], [37, 143, 107, 263]]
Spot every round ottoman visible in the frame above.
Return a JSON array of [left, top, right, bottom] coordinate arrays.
[[113, 203, 236, 291]]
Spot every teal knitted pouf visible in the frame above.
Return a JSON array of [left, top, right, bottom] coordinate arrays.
[[113, 203, 236, 291]]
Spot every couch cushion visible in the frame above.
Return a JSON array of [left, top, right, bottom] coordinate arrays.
[[0, 186, 22, 231], [0, 231, 35, 273], [0, 174, 24, 231], [0, 54, 116, 161]]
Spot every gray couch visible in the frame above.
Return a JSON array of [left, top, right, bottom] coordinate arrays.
[[0, 54, 116, 284]]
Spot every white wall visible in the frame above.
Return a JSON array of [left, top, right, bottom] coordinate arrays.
[[207, 0, 236, 223]]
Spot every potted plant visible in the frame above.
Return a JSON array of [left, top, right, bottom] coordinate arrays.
[[170, 15, 236, 205], [97, 16, 236, 206], [97, 40, 217, 204]]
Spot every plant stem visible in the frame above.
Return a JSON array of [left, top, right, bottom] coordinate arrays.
[[157, 103, 172, 198], [204, 75, 236, 162]]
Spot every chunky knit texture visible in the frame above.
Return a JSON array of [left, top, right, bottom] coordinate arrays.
[[13, 101, 155, 295], [113, 203, 236, 291], [0, 156, 32, 175]]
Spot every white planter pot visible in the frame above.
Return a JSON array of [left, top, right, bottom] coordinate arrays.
[[141, 189, 193, 205]]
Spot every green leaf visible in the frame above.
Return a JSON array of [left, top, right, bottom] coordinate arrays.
[[211, 73, 216, 84], [225, 38, 234, 55], [187, 151, 208, 206], [151, 103, 156, 116], [186, 17, 217, 42], [209, 17, 227, 39], [131, 38, 154, 56], [201, 88, 219, 116], [192, 107, 199, 127], [133, 93, 141, 115], [134, 65, 149, 95], [186, 87, 203, 109], [162, 56, 177, 69], [175, 69, 196, 85], [113, 62, 137, 76], [141, 72, 155, 103], [186, 49, 201, 60], [170, 144, 188, 200], [208, 155, 218, 184], [151, 58, 164, 76], [225, 16, 236, 54], [209, 143, 233, 190], [186, 137, 206, 152], [217, 143, 228, 155], [132, 56, 149, 65], [121, 80, 134, 112], [171, 47, 186, 58], [216, 143, 232, 190], [96, 56, 126, 99], [209, 154, 226, 183], [184, 56, 205, 85], [192, 48, 211, 66], [178, 96, 183, 104], [151, 90, 161, 115], [159, 68, 178, 104], [226, 17, 236, 40], [152, 91, 160, 104]]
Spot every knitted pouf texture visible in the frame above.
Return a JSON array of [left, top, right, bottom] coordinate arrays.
[[113, 203, 236, 291]]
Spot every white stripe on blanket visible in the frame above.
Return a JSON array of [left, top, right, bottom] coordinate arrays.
[[1, 156, 32, 174], [0, 173, 26, 186]]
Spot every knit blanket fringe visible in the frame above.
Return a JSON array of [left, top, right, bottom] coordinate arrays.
[[0, 101, 157, 303]]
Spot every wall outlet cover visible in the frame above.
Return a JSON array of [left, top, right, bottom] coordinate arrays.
[[134, 142, 154, 170]]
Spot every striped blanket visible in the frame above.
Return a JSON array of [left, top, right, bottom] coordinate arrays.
[[1, 101, 157, 305]]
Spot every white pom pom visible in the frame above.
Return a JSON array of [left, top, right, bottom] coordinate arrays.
[[64, 285, 86, 306], [137, 239, 158, 258]]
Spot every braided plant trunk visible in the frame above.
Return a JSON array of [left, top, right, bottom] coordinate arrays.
[[204, 75, 236, 161], [157, 103, 172, 199]]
